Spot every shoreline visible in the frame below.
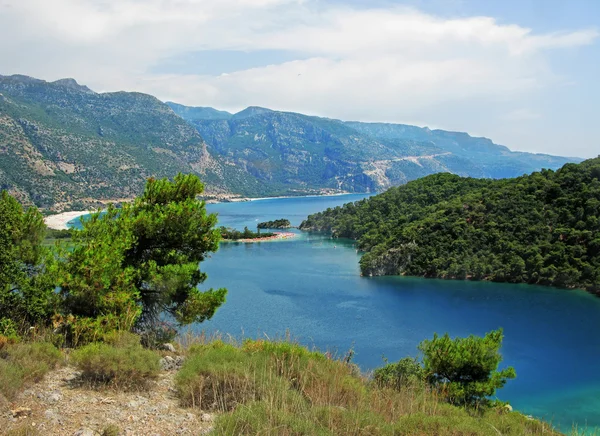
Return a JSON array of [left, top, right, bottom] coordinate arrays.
[[221, 232, 298, 243], [205, 191, 369, 204], [44, 210, 92, 230]]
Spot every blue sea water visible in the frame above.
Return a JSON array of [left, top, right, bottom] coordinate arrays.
[[70, 194, 600, 433]]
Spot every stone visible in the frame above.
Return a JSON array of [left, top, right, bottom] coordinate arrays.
[[161, 343, 176, 353], [47, 390, 63, 403], [201, 413, 214, 423], [73, 428, 95, 436], [44, 409, 61, 424], [159, 356, 176, 371]]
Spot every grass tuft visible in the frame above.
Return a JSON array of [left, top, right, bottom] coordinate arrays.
[[0, 342, 63, 400], [175, 339, 562, 436], [71, 341, 160, 390]]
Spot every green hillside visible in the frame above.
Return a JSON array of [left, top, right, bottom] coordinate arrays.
[[300, 157, 600, 292]]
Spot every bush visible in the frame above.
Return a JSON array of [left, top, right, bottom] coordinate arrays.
[[175, 338, 558, 436], [0, 342, 62, 400], [373, 357, 425, 390], [138, 322, 178, 349], [102, 330, 141, 348], [72, 342, 160, 390], [177, 340, 366, 413], [418, 328, 516, 407]]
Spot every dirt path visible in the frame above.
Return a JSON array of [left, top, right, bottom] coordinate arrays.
[[1, 366, 215, 435]]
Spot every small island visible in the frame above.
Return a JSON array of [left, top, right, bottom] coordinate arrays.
[[219, 226, 296, 242], [257, 218, 292, 229]]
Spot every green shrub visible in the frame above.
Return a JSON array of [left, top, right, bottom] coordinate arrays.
[[418, 329, 516, 408], [102, 330, 141, 348], [176, 343, 259, 410], [0, 342, 62, 400], [72, 342, 160, 390], [175, 338, 560, 436], [373, 357, 425, 390]]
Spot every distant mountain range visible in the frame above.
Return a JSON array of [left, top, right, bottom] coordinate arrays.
[[0, 74, 581, 210]]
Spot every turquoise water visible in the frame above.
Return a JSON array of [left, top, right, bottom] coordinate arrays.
[[70, 195, 600, 433]]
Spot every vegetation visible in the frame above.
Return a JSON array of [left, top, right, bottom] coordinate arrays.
[[175, 338, 554, 436], [418, 329, 516, 408], [0, 168, 579, 434], [0, 191, 58, 330], [301, 157, 600, 292], [0, 74, 576, 210], [55, 173, 227, 343], [173, 101, 577, 199], [1, 173, 226, 346], [0, 341, 62, 400], [257, 218, 292, 229], [72, 338, 160, 390], [219, 226, 274, 240]]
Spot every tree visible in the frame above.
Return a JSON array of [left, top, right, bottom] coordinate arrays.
[[0, 191, 57, 331], [418, 328, 516, 407], [57, 174, 227, 339]]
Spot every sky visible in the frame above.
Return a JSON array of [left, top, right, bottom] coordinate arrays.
[[0, 0, 598, 158]]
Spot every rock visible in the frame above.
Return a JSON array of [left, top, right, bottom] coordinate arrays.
[[11, 407, 32, 418], [161, 343, 176, 353], [503, 404, 513, 412], [160, 356, 176, 371], [73, 428, 95, 436], [45, 408, 61, 424], [160, 355, 185, 371], [47, 390, 63, 403], [201, 413, 215, 423]]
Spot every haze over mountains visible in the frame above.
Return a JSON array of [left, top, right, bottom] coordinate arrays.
[[0, 74, 580, 209]]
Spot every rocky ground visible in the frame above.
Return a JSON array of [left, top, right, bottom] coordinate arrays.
[[1, 357, 215, 436]]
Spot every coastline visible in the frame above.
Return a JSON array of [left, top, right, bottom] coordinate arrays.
[[44, 210, 91, 230], [221, 231, 298, 243], [204, 191, 366, 204]]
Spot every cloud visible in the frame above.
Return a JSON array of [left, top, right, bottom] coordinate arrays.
[[504, 108, 542, 121], [0, 0, 597, 156]]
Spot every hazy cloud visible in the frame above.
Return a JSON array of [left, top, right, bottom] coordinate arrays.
[[0, 0, 597, 156]]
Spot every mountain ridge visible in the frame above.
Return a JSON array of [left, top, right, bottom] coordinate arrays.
[[0, 73, 583, 210]]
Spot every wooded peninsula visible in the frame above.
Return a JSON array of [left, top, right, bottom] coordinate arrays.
[[301, 157, 600, 293]]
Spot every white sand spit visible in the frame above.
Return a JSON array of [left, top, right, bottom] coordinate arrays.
[[44, 211, 91, 230]]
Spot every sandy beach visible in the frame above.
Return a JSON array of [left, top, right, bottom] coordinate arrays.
[[44, 211, 91, 230]]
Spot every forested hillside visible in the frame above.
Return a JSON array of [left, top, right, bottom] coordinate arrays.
[[300, 158, 600, 292]]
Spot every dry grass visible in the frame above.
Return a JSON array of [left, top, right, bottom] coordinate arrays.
[[71, 339, 160, 391], [0, 341, 63, 400], [175, 338, 562, 436]]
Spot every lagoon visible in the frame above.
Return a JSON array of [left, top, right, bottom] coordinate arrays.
[[70, 194, 600, 433], [200, 195, 600, 434]]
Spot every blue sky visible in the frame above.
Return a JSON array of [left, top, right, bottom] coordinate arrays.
[[0, 0, 598, 157]]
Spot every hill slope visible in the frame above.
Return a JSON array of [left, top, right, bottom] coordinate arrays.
[[0, 75, 258, 209], [300, 157, 600, 292], [0, 73, 581, 209], [170, 102, 580, 193]]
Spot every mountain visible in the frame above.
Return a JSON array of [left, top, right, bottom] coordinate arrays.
[[169, 102, 581, 194], [0, 73, 582, 210], [0, 75, 259, 209], [167, 102, 232, 121], [300, 157, 600, 292]]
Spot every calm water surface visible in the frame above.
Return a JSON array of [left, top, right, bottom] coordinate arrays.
[[71, 194, 600, 433]]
